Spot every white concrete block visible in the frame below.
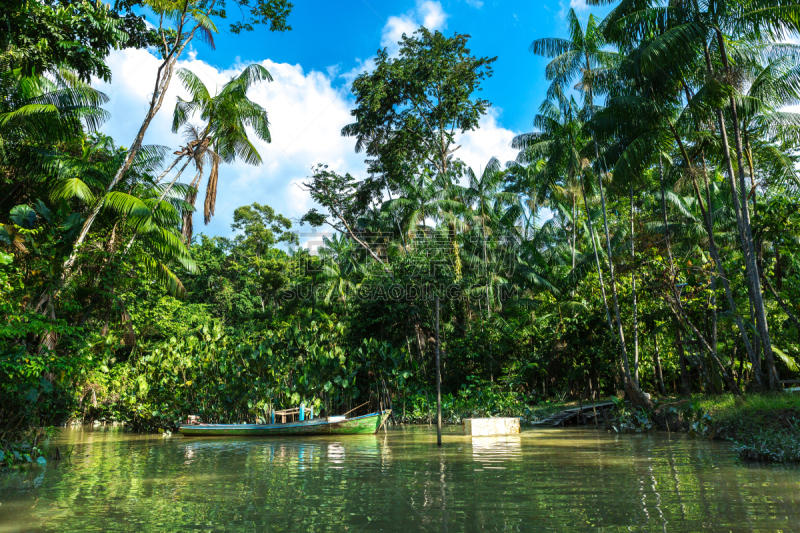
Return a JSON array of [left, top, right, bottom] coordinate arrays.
[[462, 417, 521, 436]]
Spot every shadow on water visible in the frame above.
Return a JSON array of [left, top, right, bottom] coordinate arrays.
[[1, 425, 799, 532]]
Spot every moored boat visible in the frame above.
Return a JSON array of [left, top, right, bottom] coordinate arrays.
[[179, 410, 391, 437]]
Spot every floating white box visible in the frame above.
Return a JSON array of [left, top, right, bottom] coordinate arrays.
[[462, 418, 520, 436]]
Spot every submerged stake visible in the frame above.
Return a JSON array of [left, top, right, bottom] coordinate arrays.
[[436, 295, 442, 447]]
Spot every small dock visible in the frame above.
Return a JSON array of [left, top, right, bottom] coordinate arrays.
[[532, 402, 616, 427]]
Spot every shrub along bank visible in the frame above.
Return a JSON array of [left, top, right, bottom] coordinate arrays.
[[695, 394, 800, 463], [607, 393, 800, 463]]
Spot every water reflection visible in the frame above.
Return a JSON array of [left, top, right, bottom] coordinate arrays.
[[470, 435, 521, 470], [0, 426, 798, 532]]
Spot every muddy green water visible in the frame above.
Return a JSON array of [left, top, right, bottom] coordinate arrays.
[[1, 426, 799, 532]]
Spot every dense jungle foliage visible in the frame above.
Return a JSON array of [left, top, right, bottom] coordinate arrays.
[[2, 0, 800, 454]]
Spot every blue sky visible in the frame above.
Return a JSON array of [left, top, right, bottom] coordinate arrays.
[[209, 0, 576, 133], [97, 0, 611, 243]]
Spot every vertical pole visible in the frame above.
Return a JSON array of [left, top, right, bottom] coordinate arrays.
[[299, 403, 305, 422], [270, 409, 275, 425], [309, 407, 313, 420], [436, 296, 442, 447]]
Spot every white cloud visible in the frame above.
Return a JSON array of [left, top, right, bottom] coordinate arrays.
[[418, 0, 449, 29], [96, 48, 368, 238], [380, 0, 448, 56], [559, 0, 590, 20], [343, 1, 449, 88], [466, 0, 484, 8], [456, 108, 519, 175], [381, 14, 417, 54]]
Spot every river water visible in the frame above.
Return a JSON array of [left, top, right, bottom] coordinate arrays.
[[1, 425, 798, 532]]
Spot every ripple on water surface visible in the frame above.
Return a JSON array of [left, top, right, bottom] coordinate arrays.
[[1, 426, 799, 532]]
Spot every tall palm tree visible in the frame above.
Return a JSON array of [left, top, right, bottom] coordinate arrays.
[[529, 7, 656, 404], [458, 157, 518, 317], [170, 64, 273, 241], [505, 159, 547, 239], [512, 90, 614, 334], [590, 0, 800, 389], [529, 8, 617, 106]]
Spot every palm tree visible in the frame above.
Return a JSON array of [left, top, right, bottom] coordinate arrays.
[[529, 8, 617, 106], [0, 68, 108, 148], [529, 6, 659, 404], [45, 135, 197, 296], [457, 157, 518, 317], [319, 233, 362, 315], [505, 159, 547, 239], [590, 0, 800, 389], [383, 171, 452, 241], [59, 0, 221, 277], [512, 90, 614, 334], [170, 64, 273, 242]]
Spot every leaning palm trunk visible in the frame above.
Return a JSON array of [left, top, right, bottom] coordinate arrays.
[[58, 23, 203, 284], [665, 114, 760, 389], [581, 174, 613, 332]]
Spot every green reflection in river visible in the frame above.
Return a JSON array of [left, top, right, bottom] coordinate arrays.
[[1, 426, 799, 532]]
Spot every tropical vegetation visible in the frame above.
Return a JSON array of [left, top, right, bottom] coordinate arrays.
[[2, 0, 800, 464]]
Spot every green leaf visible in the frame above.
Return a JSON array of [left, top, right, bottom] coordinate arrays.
[[773, 347, 799, 373], [33, 199, 52, 223], [25, 387, 39, 402], [10, 205, 37, 229], [50, 178, 96, 205]]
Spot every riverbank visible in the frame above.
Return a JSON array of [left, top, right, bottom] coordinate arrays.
[[425, 390, 800, 464], [691, 394, 800, 462], [603, 393, 800, 463]]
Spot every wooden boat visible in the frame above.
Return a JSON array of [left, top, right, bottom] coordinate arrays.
[[178, 410, 391, 437]]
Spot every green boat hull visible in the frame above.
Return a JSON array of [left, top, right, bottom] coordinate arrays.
[[179, 410, 391, 437]]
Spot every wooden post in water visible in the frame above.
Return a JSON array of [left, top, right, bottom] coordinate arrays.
[[435, 296, 442, 447]]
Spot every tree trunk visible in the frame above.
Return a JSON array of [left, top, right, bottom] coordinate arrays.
[[482, 206, 491, 318], [653, 335, 667, 396], [595, 142, 650, 408], [630, 187, 639, 387], [581, 174, 613, 332], [676, 326, 691, 396], [571, 195, 577, 272], [708, 36, 775, 388]]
